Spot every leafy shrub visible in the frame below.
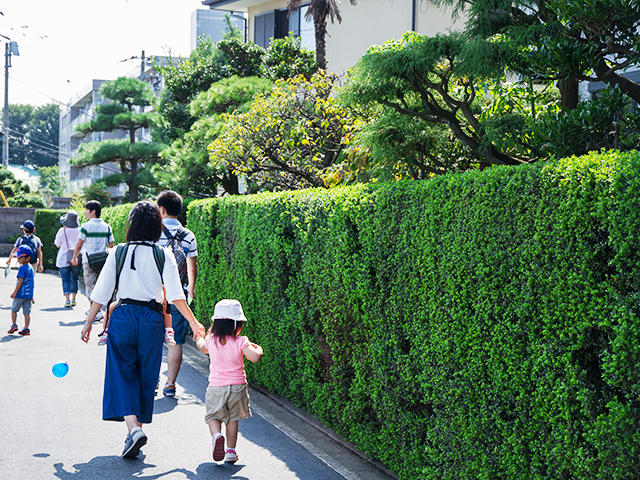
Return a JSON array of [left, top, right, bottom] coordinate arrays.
[[188, 150, 640, 479], [262, 34, 317, 81]]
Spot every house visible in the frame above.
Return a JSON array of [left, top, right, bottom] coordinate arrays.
[[58, 55, 173, 199], [191, 9, 247, 50], [201, 0, 461, 77]]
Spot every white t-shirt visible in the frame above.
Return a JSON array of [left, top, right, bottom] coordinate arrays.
[[90, 242, 185, 306], [54, 227, 80, 269]]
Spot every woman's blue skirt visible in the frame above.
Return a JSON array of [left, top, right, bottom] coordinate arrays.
[[103, 304, 164, 424]]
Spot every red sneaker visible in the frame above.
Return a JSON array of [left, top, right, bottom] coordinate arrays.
[[18, 328, 30, 336], [7, 324, 18, 334]]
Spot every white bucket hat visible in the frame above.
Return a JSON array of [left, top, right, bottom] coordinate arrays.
[[212, 299, 247, 322]]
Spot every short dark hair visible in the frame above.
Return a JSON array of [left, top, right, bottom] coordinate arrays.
[[126, 201, 162, 243], [84, 200, 102, 218], [157, 190, 183, 217]]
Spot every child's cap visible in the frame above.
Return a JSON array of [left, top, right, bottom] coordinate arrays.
[[212, 299, 247, 322], [21, 220, 35, 233], [16, 245, 33, 258]]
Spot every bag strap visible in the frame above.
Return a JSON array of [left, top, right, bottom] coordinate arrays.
[[109, 242, 165, 316], [162, 224, 174, 241]]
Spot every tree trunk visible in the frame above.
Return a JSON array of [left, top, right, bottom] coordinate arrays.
[[315, 18, 328, 71], [128, 128, 138, 203], [558, 78, 579, 111], [129, 158, 138, 203], [221, 169, 239, 195], [593, 58, 640, 104]]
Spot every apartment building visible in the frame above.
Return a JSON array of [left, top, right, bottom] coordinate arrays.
[[201, 0, 460, 77], [58, 57, 166, 198]]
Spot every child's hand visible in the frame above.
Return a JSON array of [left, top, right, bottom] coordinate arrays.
[[10, 292, 16, 299]]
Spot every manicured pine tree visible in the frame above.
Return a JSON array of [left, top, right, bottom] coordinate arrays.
[[72, 77, 163, 202]]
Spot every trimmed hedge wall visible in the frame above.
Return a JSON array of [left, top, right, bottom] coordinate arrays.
[[34, 209, 68, 270], [187, 151, 640, 479]]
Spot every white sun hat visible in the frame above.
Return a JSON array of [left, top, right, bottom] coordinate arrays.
[[212, 299, 247, 322]]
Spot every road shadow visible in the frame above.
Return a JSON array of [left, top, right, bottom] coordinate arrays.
[[58, 320, 86, 327], [154, 349, 207, 415], [185, 463, 246, 479], [0, 335, 26, 343], [52, 456, 190, 479], [42, 307, 71, 312]]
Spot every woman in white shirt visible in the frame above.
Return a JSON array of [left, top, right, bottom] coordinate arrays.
[[54, 210, 81, 308], [80, 201, 205, 459]]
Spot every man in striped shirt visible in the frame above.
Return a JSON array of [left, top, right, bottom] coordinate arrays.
[[72, 200, 114, 320]]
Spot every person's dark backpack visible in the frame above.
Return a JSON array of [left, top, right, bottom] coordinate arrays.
[[162, 225, 189, 293], [20, 235, 38, 264]]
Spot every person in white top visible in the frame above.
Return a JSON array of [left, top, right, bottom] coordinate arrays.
[[80, 201, 205, 460], [54, 210, 81, 308]]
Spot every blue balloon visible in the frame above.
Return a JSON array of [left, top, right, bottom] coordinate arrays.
[[52, 362, 69, 378]]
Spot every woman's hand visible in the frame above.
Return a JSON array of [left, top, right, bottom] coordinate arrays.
[[192, 321, 206, 340], [81, 321, 92, 343]]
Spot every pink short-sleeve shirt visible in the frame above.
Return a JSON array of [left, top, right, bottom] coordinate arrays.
[[205, 335, 251, 387]]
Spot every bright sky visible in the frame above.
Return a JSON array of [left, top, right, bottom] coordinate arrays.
[[0, 0, 207, 108]]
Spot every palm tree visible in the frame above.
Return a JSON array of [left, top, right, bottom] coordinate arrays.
[[287, 0, 357, 72]]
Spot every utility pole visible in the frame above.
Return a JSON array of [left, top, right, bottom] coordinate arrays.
[[2, 41, 18, 169], [140, 50, 146, 80]]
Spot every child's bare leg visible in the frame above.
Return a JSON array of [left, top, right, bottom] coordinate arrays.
[[11, 311, 17, 324], [64, 294, 70, 302], [208, 419, 223, 436], [226, 421, 239, 449], [23, 314, 30, 329]]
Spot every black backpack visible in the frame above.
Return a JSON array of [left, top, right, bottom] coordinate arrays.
[[19, 235, 38, 264], [162, 225, 189, 293]]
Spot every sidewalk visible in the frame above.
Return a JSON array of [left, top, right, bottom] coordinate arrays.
[[0, 259, 396, 480]]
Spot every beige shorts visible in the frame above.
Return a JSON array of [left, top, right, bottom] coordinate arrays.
[[83, 261, 99, 300], [205, 383, 252, 425]]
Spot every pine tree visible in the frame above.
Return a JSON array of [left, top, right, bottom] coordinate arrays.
[[72, 77, 163, 202]]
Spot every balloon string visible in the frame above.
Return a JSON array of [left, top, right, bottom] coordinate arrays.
[[65, 345, 82, 364]]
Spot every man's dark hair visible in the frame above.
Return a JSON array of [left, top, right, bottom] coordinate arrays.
[[84, 200, 102, 218], [156, 190, 183, 217], [126, 201, 162, 243]]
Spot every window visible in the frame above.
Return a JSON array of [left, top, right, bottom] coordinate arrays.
[[254, 4, 315, 51]]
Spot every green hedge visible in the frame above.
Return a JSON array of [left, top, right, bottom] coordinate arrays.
[[34, 209, 68, 269], [101, 203, 133, 244], [187, 150, 640, 479]]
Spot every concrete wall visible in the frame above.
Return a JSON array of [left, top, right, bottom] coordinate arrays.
[[0, 208, 36, 244]]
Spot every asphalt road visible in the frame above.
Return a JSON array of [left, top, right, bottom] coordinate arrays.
[[0, 261, 396, 480]]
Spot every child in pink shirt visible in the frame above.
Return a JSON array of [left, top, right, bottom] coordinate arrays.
[[196, 299, 263, 463]]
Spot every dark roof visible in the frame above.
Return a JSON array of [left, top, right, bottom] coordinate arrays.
[[201, 0, 238, 6]]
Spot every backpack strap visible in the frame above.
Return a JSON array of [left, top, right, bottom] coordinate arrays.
[[108, 243, 165, 314], [162, 224, 174, 241], [175, 226, 188, 242], [151, 244, 165, 281]]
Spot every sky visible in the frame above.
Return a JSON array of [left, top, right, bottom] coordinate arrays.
[[0, 0, 208, 108]]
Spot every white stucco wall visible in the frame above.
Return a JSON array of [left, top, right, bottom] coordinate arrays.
[[245, 0, 460, 77]]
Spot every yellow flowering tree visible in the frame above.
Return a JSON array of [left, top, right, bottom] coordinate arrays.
[[208, 72, 356, 191]]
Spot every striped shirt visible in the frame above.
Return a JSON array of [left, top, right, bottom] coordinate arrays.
[[158, 218, 197, 258], [79, 218, 114, 260]]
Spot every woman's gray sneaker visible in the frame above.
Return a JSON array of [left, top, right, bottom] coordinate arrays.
[[122, 427, 147, 459]]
